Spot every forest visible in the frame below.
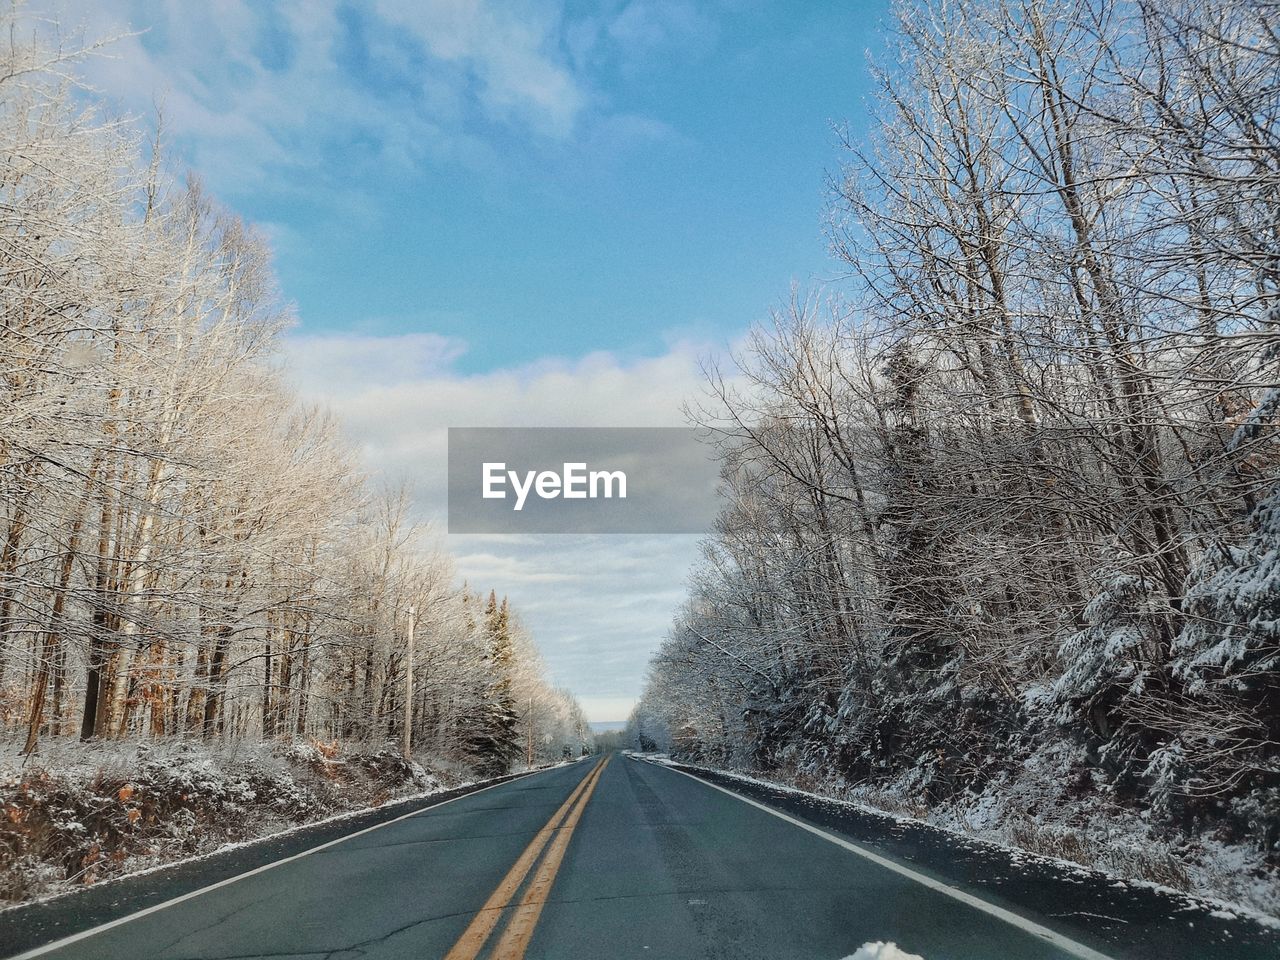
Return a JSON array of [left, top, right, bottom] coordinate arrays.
[[0, 10, 588, 896], [635, 0, 1279, 912]]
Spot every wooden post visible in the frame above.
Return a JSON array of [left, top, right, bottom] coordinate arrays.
[[402, 604, 416, 760]]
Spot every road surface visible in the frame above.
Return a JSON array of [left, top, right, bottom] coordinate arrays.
[[3, 754, 1278, 959]]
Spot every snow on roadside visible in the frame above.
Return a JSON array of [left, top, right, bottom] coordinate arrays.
[[843, 943, 925, 960], [0, 738, 461, 905]]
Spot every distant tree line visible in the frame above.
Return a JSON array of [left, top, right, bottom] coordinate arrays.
[[0, 15, 589, 771], [639, 0, 1279, 854]]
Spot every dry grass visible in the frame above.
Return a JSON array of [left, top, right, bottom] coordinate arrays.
[[1007, 817, 1192, 890], [0, 740, 438, 902]]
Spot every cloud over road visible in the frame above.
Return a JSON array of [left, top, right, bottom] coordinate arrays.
[[281, 332, 721, 721]]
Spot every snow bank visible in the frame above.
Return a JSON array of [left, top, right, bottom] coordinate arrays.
[[843, 943, 925, 960]]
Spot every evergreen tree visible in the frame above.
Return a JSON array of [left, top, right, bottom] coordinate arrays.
[[1052, 561, 1163, 741], [465, 592, 522, 775]]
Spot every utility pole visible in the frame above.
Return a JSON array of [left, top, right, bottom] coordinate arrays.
[[526, 695, 534, 768], [402, 604, 416, 761]]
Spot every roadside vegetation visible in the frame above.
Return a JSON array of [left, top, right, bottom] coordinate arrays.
[[0, 12, 589, 903], [636, 0, 1280, 917], [2, 739, 442, 901]]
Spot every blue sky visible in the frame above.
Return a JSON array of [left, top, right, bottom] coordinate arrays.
[[66, 0, 890, 720]]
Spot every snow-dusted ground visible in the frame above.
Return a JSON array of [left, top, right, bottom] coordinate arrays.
[[642, 753, 1280, 928], [844, 944, 924, 960], [900, 739, 1280, 922], [0, 738, 481, 905]]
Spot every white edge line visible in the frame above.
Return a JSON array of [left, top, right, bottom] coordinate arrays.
[[8, 765, 573, 960], [638, 756, 1118, 960]]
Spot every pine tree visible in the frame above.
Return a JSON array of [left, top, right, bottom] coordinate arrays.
[[1052, 561, 1163, 741], [465, 592, 522, 775]]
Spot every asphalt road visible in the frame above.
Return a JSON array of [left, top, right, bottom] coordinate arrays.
[[3, 754, 1278, 960]]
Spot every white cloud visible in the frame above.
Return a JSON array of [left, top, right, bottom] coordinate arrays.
[[283, 332, 467, 396], [28, 0, 713, 199], [567, 0, 721, 78], [445, 548, 581, 586], [281, 333, 720, 509], [56, 1, 352, 189], [280, 332, 725, 722], [372, 0, 586, 137], [607, 1, 718, 56], [449, 531, 702, 718], [578, 696, 639, 724]]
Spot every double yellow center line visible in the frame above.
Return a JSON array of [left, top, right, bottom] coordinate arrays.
[[444, 756, 610, 960]]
